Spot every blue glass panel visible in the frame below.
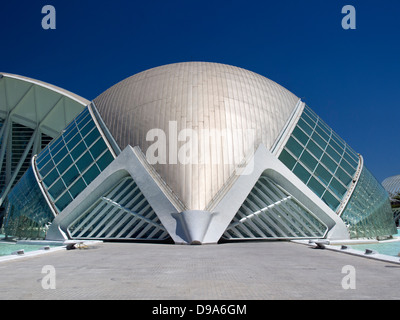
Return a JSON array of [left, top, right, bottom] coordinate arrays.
[[322, 191, 340, 211], [69, 177, 86, 198], [53, 146, 68, 164], [57, 154, 73, 172], [292, 127, 308, 146], [70, 141, 87, 161], [299, 149, 317, 172], [33, 106, 115, 214], [36, 151, 50, 169], [76, 152, 94, 173], [293, 163, 310, 184], [83, 165, 100, 185], [286, 137, 303, 158], [62, 165, 79, 186], [48, 179, 66, 199], [278, 149, 296, 170], [55, 192, 73, 212], [79, 120, 95, 138], [43, 168, 59, 188], [321, 153, 337, 174], [84, 128, 100, 147], [341, 166, 397, 238], [279, 104, 361, 213], [315, 164, 332, 187], [329, 177, 347, 198], [306, 140, 323, 160], [40, 159, 55, 177], [308, 177, 324, 198], [89, 139, 107, 160], [97, 151, 113, 171], [4, 167, 54, 239]]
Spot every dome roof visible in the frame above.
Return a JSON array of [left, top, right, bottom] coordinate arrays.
[[93, 62, 299, 210]]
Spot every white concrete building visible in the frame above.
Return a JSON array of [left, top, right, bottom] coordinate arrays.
[[2, 62, 396, 243]]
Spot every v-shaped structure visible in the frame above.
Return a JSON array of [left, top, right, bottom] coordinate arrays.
[[2, 63, 396, 243]]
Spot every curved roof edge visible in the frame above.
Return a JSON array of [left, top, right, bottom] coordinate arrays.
[[0, 72, 90, 106]]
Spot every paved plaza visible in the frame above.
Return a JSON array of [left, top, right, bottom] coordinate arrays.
[[0, 241, 399, 300]]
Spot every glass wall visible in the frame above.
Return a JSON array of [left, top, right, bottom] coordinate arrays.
[[35, 107, 114, 212], [278, 105, 359, 212], [3, 167, 54, 239], [223, 174, 328, 239], [68, 176, 170, 240], [341, 165, 397, 238]]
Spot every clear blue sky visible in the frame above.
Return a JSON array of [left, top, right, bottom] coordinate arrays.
[[1, 0, 399, 182]]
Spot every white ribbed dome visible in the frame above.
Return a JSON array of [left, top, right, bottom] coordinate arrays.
[[93, 62, 299, 210]]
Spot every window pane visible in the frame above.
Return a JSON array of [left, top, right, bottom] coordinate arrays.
[[63, 126, 78, 144], [292, 127, 309, 146], [318, 120, 331, 137], [307, 177, 325, 198], [297, 118, 313, 135], [329, 177, 347, 198], [83, 165, 100, 185], [62, 165, 79, 186], [70, 141, 86, 161], [293, 163, 311, 184], [84, 128, 100, 147], [76, 152, 93, 173], [53, 146, 68, 164], [57, 154, 73, 172], [55, 192, 72, 212], [311, 132, 327, 149], [330, 139, 343, 156], [69, 178, 86, 198], [322, 191, 340, 211], [97, 151, 113, 171], [39, 159, 55, 177], [279, 149, 296, 170], [304, 107, 317, 122], [301, 113, 315, 128], [74, 108, 89, 124], [336, 167, 352, 186], [321, 153, 337, 174], [315, 125, 329, 142], [341, 159, 356, 176], [77, 114, 92, 131], [286, 137, 303, 158], [43, 168, 59, 188], [36, 152, 50, 169], [343, 151, 358, 169], [315, 164, 332, 186], [50, 139, 64, 156], [299, 149, 318, 172], [66, 132, 81, 152], [90, 139, 107, 160], [79, 120, 95, 138], [48, 179, 66, 199], [326, 145, 341, 163], [331, 133, 345, 150], [306, 140, 323, 160]]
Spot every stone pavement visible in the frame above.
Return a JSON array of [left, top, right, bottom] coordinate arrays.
[[0, 241, 399, 300]]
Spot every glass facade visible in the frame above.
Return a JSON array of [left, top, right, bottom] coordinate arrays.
[[278, 105, 359, 212], [35, 107, 114, 212], [3, 167, 54, 239], [68, 176, 170, 240], [223, 174, 328, 239], [0, 120, 53, 197], [341, 165, 397, 238]]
